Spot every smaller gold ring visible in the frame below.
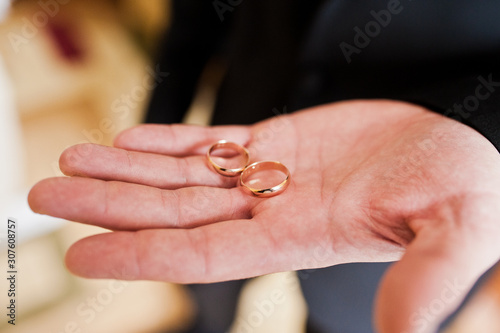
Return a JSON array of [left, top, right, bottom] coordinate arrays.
[[207, 140, 250, 177], [240, 161, 290, 197]]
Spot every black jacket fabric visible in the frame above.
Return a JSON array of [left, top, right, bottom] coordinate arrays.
[[146, 0, 500, 150]]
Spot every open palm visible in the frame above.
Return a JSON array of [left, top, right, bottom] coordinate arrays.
[[29, 100, 500, 332]]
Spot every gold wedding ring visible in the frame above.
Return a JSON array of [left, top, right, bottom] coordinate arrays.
[[240, 161, 290, 197], [207, 140, 250, 177]]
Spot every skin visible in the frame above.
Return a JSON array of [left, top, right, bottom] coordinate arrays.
[[29, 100, 500, 332]]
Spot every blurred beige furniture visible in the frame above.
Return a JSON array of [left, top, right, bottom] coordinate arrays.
[[0, 1, 195, 332]]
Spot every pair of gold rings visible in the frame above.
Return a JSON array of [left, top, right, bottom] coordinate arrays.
[[207, 140, 290, 197]]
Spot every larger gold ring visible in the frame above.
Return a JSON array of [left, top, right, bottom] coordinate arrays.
[[207, 140, 250, 177], [240, 161, 290, 197]]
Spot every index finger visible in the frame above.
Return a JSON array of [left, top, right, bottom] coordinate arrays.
[[114, 124, 252, 156]]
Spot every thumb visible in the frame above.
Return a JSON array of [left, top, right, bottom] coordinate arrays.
[[375, 198, 500, 333]]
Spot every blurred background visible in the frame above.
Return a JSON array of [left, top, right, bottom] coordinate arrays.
[[0, 0, 499, 332], [0, 0, 307, 332]]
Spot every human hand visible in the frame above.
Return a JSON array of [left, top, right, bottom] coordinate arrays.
[[29, 100, 500, 332]]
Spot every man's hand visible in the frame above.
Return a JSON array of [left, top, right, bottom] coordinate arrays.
[[28, 100, 500, 332]]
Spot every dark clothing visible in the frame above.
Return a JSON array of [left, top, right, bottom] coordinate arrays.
[[147, 1, 500, 332], [147, 0, 500, 150]]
